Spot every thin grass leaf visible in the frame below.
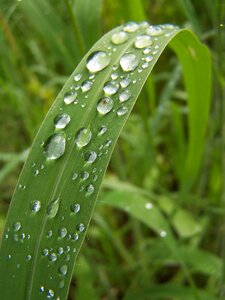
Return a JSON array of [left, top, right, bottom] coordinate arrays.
[[0, 22, 211, 300]]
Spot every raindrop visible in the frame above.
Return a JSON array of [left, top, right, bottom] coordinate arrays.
[[8, 254, 12, 260], [54, 113, 71, 129], [111, 72, 119, 80], [47, 289, 54, 298], [73, 233, 79, 241], [81, 171, 89, 180], [40, 286, 45, 293], [145, 202, 153, 210], [120, 53, 140, 72], [75, 128, 92, 148], [135, 34, 153, 49], [18, 184, 26, 190], [44, 133, 66, 160], [13, 222, 21, 232], [65, 254, 70, 261], [117, 106, 128, 116], [86, 184, 94, 196], [47, 198, 60, 218], [47, 230, 53, 238], [160, 230, 167, 238], [77, 223, 85, 232], [119, 90, 132, 102], [93, 175, 98, 182], [123, 21, 139, 32], [81, 80, 93, 93], [58, 228, 67, 238], [142, 62, 149, 69], [49, 253, 57, 262], [63, 91, 77, 105], [86, 51, 111, 73], [26, 255, 32, 261], [146, 55, 153, 62], [97, 97, 114, 115], [42, 249, 49, 256], [71, 203, 80, 213], [59, 265, 68, 276], [57, 247, 64, 255], [85, 151, 97, 163], [146, 25, 164, 36], [103, 81, 119, 95], [120, 77, 131, 88], [59, 281, 64, 289], [74, 73, 82, 82], [72, 172, 78, 180], [140, 21, 149, 29], [104, 139, 112, 147], [98, 125, 107, 136], [30, 200, 41, 213], [65, 246, 71, 253], [111, 31, 128, 44], [34, 169, 39, 176]]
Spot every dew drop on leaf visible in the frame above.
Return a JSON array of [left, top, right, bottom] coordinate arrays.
[[97, 97, 114, 115], [120, 77, 131, 88], [81, 80, 93, 93], [135, 34, 153, 49], [120, 53, 140, 72], [59, 265, 68, 276], [85, 151, 97, 163], [42, 249, 49, 256], [54, 113, 71, 129], [75, 128, 92, 148], [47, 289, 54, 298], [146, 25, 165, 36], [58, 228, 67, 238], [72, 172, 78, 180], [123, 21, 139, 32], [86, 51, 111, 73], [70, 203, 80, 213], [30, 200, 41, 213], [44, 133, 66, 160], [47, 198, 60, 218], [111, 31, 128, 44], [49, 253, 57, 262], [98, 125, 107, 136], [145, 202, 153, 210], [77, 223, 85, 232], [103, 81, 119, 95], [86, 184, 94, 196], [117, 106, 128, 116], [119, 90, 132, 102], [63, 91, 77, 105], [80, 171, 89, 180], [74, 73, 82, 82], [13, 222, 21, 232], [57, 247, 64, 255]]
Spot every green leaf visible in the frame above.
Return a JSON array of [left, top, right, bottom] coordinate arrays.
[[0, 22, 211, 300]]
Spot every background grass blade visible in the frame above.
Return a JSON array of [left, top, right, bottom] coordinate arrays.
[[0, 22, 211, 300]]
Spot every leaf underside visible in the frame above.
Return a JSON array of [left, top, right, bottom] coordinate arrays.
[[0, 22, 211, 300]]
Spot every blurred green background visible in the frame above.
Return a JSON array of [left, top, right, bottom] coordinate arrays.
[[0, 0, 224, 299]]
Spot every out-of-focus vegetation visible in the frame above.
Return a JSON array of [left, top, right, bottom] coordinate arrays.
[[0, 0, 224, 299]]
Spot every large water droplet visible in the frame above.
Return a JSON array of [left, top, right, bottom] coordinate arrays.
[[103, 81, 119, 95], [85, 151, 97, 163], [71, 203, 80, 213], [146, 25, 165, 36], [81, 80, 93, 93], [117, 106, 128, 116], [120, 53, 140, 72], [54, 113, 71, 129], [59, 265, 68, 276], [135, 34, 153, 49], [86, 51, 111, 73], [63, 91, 77, 105], [111, 31, 128, 44], [97, 97, 114, 115], [47, 198, 60, 218], [44, 133, 66, 160], [119, 89, 132, 102], [30, 200, 41, 213], [75, 128, 92, 148], [13, 222, 21, 232], [123, 22, 139, 32]]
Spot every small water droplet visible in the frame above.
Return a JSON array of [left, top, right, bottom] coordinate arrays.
[[57, 247, 64, 255], [42, 249, 49, 256], [47, 230, 53, 238], [86, 51, 111, 73], [85, 151, 97, 164], [26, 254, 32, 261], [98, 125, 107, 136], [18, 184, 26, 190], [47, 289, 54, 298], [13, 222, 21, 232], [146, 25, 164, 36], [120, 53, 140, 72], [81, 80, 93, 93], [40, 286, 45, 293], [111, 72, 119, 80], [70, 203, 80, 215], [59, 281, 64, 289], [72, 172, 78, 180], [73, 233, 79, 241], [30, 200, 41, 213], [63, 91, 77, 105], [97, 97, 114, 115], [145, 55, 153, 62], [44, 133, 66, 160], [160, 230, 167, 238], [123, 21, 139, 32], [93, 174, 98, 182], [47, 198, 60, 218], [80, 171, 89, 180], [54, 113, 71, 129], [75, 128, 92, 148], [59, 265, 68, 276], [65, 246, 70, 253], [49, 253, 57, 262], [120, 77, 131, 88], [8, 254, 12, 260], [135, 34, 153, 49], [117, 106, 128, 116], [111, 31, 128, 44], [86, 184, 94, 196], [119, 89, 131, 102], [74, 73, 82, 82], [142, 62, 149, 69], [58, 228, 67, 238], [103, 81, 119, 95], [77, 223, 85, 232], [145, 202, 153, 210]]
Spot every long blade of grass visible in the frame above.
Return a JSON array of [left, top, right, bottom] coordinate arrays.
[[0, 22, 211, 300]]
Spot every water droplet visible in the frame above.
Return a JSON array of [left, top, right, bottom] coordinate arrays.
[[117, 106, 128, 116], [40, 286, 45, 293], [86, 51, 111, 73], [72, 172, 78, 180], [47, 198, 60, 218], [119, 89, 131, 102], [86, 184, 94, 196], [30, 200, 41, 213], [93, 174, 98, 182], [146, 55, 153, 62], [47, 289, 54, 298], [81, 80, 93, 93], [18, 184, 26, 190], [146, 25, 164, 36], [8, 254, 12, 260], [58, 228, 67, 238], [44, 133, 66, 160], [63, 91, 77, 104], [135, 34, 153, 49], [74, 73, 82, 82], [81, 171, 89, 180], [65, 254, 70, 261], [71, 203, 80, 213], [34, 169, 39, 176], [140, 21, 149, 29], [103, 81, 119, 95], [49, 253, 57, 262], [98, 125, 107, 136], [57, 247, 64, 255], [54, 113, 71, 129], [111, 72, 119, 80], [73, 233, 79, 241], [142, 62, 149, 69], [97, 97, 114, 115], [59, 281, 64, 289], [145, 202, 153, 210], [75, 128, 92, 148], [123, 21, 139, 32], [42, 249, 49, 256], [111, 31, 128, 44], [160, 230, 167, 238], [77, 223, 85, 232], [13, 222, 21, 232], [120, 77, 131, 88], [47, 230, 53, 238], [104, 139, 112, 147], [120, 53, 140, 72], [65, 246, 70, 253], [59, 265, 68, 276], [26, 255, 32, 261]]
